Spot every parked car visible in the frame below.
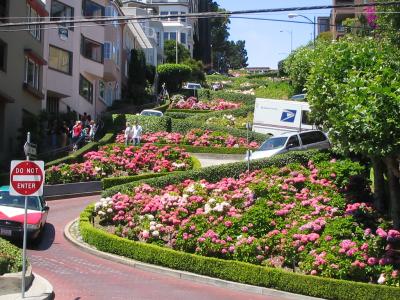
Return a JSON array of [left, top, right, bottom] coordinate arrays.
[[247, 130, 330, 160], [290, 94, 307, 101], [140, 109, 163, 117], [183, 83, 202, 90], [0, 186, 49, 241]]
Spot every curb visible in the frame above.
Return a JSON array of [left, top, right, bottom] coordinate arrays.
[[64, 219, 323, 300], [0, 273, 54, 300]]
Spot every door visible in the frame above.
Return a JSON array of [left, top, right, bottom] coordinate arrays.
[[285, 134, 302, 152]]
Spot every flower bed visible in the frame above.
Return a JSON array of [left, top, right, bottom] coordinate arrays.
[[170, 96, 240, 111], [46, 144, 193, 184], [206, 113, 253, 130], [93, 159, 400, 287], [116, 129, 259, 149]]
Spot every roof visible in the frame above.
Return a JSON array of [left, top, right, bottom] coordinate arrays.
[[0, 186, 9, 192]]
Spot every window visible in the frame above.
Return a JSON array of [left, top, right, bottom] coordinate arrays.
[[105, 5, 118, 26], [104, 42, 112, 59], [82, 0, 104, 18], [79, 74, 93, 103], [180, 32, 186, 44], [286, 135, 300, 148], [299, 131, 327, 146], [157, 32, 160, 46], [170, 32, 177, 41], [0, 0, 8, 23], [180, 12, 186, 22], [163, 32, 169, 41], [160, 11, 168, 17], [99, 80, 105, 99], [0, 39, 6, 72], [51, 0, 74, 30], [169, 11, 178, 21], [81, 35, 103, 63], [105, 86, 113, 106], [27, 4, 41, 40], [49, 45, 72, 74], [24, 57, 40, 90], [46, 97, 59, 114], [301, 111, 311, 125]]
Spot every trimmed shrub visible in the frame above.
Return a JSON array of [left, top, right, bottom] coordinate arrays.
[[166, 109, 212, 114], [112, 114, 172, 133], [45, 133, 115, 168], [101, 156, 200, 190], [80, 155, 400, 300], [158, 64, 192, 93], [152, 143, 248, 155], [103, 150, 330, 197], [210, 91, 256, 103], [171, 119, 267, 143], [0, 237, 22, 275]]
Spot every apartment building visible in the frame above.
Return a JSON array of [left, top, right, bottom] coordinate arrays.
[[43, 0, 124, 120], [331, 0, 372, 39], [121, 2, 164, 66], [0, 0, 48, 162]]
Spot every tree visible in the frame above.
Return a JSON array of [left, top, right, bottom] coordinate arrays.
[[183, 58, 205, 83], [226, 40, 248, 69], [376, 0, 400, 45], [127, 49, 147, 103], [157, 64, 192, 93], [283, 43, 319, 94], [164, 40, 190, 63], [306, 36, 400, 228]]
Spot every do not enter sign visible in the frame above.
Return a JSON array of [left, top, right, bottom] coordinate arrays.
[[9, 160, 45, 196]]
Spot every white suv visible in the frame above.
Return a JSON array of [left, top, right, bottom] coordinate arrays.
[[248, 130, 330, 160]]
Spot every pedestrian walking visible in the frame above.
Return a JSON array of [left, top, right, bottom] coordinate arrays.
[[132, 121, 143, 146], [89, 120, 97, 142], [61, 121, 69, 147], [72, 121, 82, 144], [124, 122, 133, 146]]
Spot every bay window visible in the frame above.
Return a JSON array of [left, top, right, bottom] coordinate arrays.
[[27, 4, 41, 40], [24, 57, 40, 90], [79, 74, 93, 103], [83, 0, 104, 18], [81, 35, 103, 63], [51, 0, 74, 30], [49, 45, 72, 74]]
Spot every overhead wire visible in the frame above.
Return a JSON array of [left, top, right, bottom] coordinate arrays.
[[0, 1, 400, 28]]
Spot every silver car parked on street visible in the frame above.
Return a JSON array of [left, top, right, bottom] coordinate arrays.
[[248, 130, 331, 160]]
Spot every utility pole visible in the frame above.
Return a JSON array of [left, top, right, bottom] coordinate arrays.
[[176, 30, 178, 64]]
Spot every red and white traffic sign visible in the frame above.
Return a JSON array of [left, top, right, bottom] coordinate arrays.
[[9, 160, 45, 196]]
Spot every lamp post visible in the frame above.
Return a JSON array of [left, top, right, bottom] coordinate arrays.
[[280, 30, 293, 53], [288, 13, 316, 47]]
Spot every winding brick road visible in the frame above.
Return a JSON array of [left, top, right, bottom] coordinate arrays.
[[27, 195, 287, 300]]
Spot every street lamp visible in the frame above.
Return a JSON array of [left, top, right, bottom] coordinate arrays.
[[280, 30, 293, 53], [288, 13, 316, 47]]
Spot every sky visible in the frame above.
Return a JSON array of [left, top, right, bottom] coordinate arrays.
[[216, 0, 332, 68]]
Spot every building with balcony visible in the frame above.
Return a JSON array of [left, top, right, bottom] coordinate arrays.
[[331, 0, 373, 39], [0, 0, 48, 163], [317, 16, 331, 35], [43, 0, 124, 121]]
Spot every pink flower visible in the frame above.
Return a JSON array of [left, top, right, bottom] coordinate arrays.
[[376, 228, 388, 239], [242, 226, 248, 233], [310, 270, 318, 275]]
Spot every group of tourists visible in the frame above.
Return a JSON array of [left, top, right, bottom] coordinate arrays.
[[124, 121, 143, 146]]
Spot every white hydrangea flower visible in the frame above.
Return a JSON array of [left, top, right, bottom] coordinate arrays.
[[152, 230, 160, 237]]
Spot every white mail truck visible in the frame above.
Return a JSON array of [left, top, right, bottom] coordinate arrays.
[[252, 98, 314, 136]]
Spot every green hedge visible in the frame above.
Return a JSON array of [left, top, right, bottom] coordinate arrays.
[[158, 64, 192, 93], [80, 197, 400, 300], [101, 156, 201, 190], [152, 143, 248, 154], [0, 237, 22, 275], [210, 91, 256, 103], [171, 119, 267, 143], [103, 150, 329, 197], [45, 133, 115, 168], [112, 114, 172, 133]]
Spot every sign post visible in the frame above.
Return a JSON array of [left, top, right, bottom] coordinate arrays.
[[9, 132, 44, 299]]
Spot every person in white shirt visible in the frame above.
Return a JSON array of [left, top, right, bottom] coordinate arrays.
[[132, 121, 143, 146], [124, 122, 133, 145]]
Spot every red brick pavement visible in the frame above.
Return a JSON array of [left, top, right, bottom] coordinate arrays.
[[27, 195, 288, 300]]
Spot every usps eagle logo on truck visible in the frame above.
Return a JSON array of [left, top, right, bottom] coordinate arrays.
[[280, 109, 297, 123]]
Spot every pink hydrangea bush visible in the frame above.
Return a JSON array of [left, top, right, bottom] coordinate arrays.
[[170, 96, 240, 111], [94, 160, 400, 286], [46, 144, 192, 184], [115, 129, 259, 149]]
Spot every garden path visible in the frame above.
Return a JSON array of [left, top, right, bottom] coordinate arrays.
[[192, 153, 244, 167]]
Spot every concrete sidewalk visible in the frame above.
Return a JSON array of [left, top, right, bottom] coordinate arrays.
[[192, 153, 244, 167], [0, 273, 54, 300]]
